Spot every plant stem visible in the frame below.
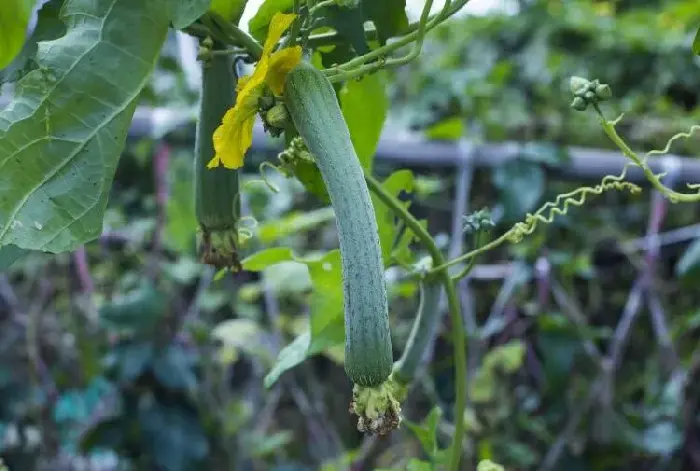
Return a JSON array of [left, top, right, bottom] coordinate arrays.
[[308, 0, 336, 15], [593, 105, 700, 203], [205, 13, 264, 59], [364, 173, 467, 471], [325, 0, 467, 83]]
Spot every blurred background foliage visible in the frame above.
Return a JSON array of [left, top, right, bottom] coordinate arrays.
[[1, 0, 700, 470]]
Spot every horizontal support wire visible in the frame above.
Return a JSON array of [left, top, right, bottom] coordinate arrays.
[[2, 94, 698, 184]]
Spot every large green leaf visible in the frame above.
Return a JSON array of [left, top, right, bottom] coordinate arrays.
[[403, 406, 442, 457], [322, 5, 369, 55], [0, 0, 34, 70], [0, 244, 26, 270], [362, 0, 408, 44], [242, 248, 344, 387], [248, 0, 294, 42], [0, 0, 66, 85], [694, 27, 700, 56], [341, 71, 388, 170], [209, 0, 248, 23], [0, 0, 172, 253], [169, 0, 212, 29]]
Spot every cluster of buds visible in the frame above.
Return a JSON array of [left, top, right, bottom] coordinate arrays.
[[278, 136, 313, 168], [569, 76, 612, 111], [259, 95, 289, 138], [462, 208, 495, 235]]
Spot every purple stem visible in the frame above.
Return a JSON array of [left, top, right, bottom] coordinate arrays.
[[73, 246, 94, 295], [152, 142, 171, 255]]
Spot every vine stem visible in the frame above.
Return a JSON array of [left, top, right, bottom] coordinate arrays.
[[593, 104, 700, 202], [325, 0, 467, 83], [204, 13, 264, 60], [364, 173, 467, 471]]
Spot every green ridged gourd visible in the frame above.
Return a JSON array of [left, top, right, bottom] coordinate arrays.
[[283, 62, 392, 387]]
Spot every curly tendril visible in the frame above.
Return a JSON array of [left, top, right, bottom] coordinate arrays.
[[505, 167, 641, 244]]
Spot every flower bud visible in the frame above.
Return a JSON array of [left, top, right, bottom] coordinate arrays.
[[595, 83, 612, 101], [569, 76, 590, 95], [570, 96, 588, 111]]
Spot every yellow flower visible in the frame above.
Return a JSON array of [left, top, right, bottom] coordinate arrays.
[[209, 13, 302, 169]]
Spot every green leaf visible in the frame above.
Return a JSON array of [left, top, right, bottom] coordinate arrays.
[[264, 331, 310, 388], [0, 0, 172, 253], [257, 207, 335, 244], [152, 344, 198, 391], [0, 0, 66, 85], [107, 342, 154, 382], [362, 0, 408, 44], [694, 28, 700, 56], [99, 282, 168, 333], [406, 459, 433, 471], [212, 318, 269, 361], [209, 0, 248, 23], [139, 402, 209, 471], [283, 155, 330, 203], [79, 417, 125, 452], [252, 249, 345, 387], [248, 0, 294, 42], [371, 170, 415, 265], [483, 340, 526, 373], [341, 71, 388, 170], [492, 159, 545, 222], [242, 247, 295, 270], [322, 5, 369, 55], [306, 250, 344, 347], [247, 430, 294, 457], [0, 244, 27, 270], [168, 0, 211, 29], [404, 406, 442, 457], [424, 117, 464, 141], [468, 369, 496, 403], [0, 0, 34, 70], [676, 237, 700, 278]]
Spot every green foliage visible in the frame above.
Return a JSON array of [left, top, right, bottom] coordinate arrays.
[[240, 248, 344, 387], [0, 0, 66, 85], [209, 0, 248, 23], [362, 0, 409, 45], [340, 71, 388, 171], [169, 0, 213, 29], [248, 0, 294, 42], [676, 237, 700, 278], [492, 159, 545, 222], [0, 244, 25, 270], [372, 170, 415, 265], [0, 0, 34, 69], [0, 0, 171, 252], [1, 0, 700, 470]]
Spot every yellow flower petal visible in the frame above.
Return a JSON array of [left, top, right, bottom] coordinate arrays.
[[267, 46, 302, 95], [209, 86, 263, 169], [207, 12, 299, 170], [263, 13, 297, 55]]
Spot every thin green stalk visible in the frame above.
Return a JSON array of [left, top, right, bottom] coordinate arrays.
[[364, 173, 467, 471], [205, 13, 264, 59], [308, 0, 336, 15], [593, 104, 700, 203], [451, 231, 484, 281]]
